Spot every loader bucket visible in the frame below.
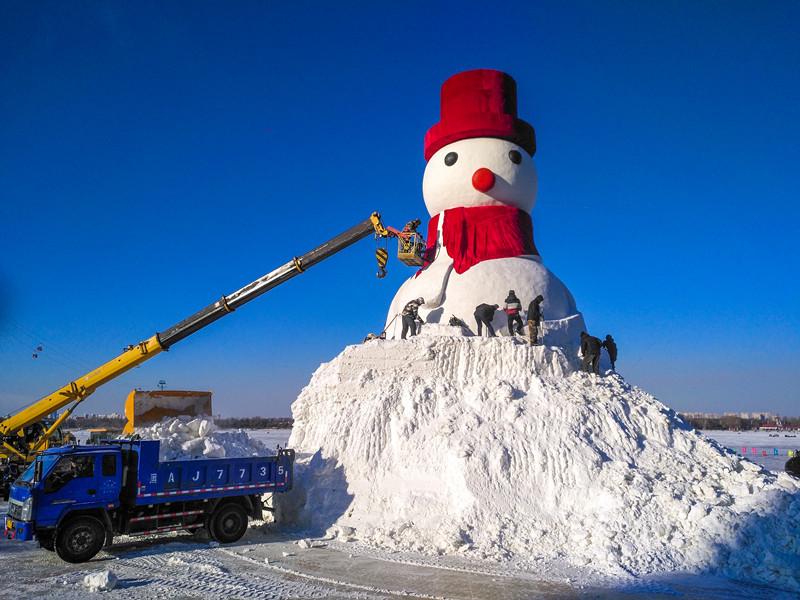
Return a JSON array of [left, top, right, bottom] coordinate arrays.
[[123, 390, 213, 434]]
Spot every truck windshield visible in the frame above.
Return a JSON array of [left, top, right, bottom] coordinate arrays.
[[15, 462, 37, 487], [15, 454, 58, 487]]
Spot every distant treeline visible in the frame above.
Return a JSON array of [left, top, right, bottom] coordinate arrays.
[[681, 415, 800, 431], [214, 417, 293, 429], [63, 415, 293, 430], [65, 415, 127, 429]]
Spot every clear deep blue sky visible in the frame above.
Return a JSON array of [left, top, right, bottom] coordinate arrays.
[[2, 2, 798, 417]]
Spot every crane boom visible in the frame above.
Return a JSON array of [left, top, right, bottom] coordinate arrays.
[[0, 212, 393, 448], [158, 214, 386, 348]]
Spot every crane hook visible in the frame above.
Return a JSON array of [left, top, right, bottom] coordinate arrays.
[[375, 247, 388, 279]]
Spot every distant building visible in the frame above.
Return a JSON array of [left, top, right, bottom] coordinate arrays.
[[759, 419, 783, 431]]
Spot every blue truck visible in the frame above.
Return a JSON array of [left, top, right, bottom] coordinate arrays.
[[3, 439, 294, 562]]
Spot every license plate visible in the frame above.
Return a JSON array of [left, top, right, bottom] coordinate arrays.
[[5, 518, 12, 531]]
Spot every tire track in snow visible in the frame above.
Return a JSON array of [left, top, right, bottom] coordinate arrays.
[[324, 541, 532, 578], [220, 548, 446, 600], [104, 547, 374, 599]]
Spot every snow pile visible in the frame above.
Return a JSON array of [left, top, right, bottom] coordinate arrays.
[[279, 335, 800, 591], [83, 570, 117, 592], [134, 416, 273, 461]]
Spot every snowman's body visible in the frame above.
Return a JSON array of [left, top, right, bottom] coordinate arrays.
[[385, 136, 585, 350]]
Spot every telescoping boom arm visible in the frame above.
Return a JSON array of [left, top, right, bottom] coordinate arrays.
[[0, 213, 397, 458]]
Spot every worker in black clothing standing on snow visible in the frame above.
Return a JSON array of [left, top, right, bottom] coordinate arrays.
[[786, 453, 800, 479], [473, 303, 499, 337], [401, 297, 425, 339], [580, 331, 603, 374], [504, 290, 525, 336], [526, 294, 544, 346], [602, 335, 618, 371]]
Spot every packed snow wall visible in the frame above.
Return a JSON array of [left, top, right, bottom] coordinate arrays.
[[278, 329, 800, 591]]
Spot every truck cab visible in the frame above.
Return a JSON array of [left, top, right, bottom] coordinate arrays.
[[5, 445, 122, 549]]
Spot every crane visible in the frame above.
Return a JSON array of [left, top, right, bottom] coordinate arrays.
[[0, 212, 421, 496]]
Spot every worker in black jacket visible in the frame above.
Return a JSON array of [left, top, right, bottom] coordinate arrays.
[[503, 290, 525, 336], [786, 454, 800, 479], [580, 331, 603, 374], [401, 297, 425, 339], [602, 335, 618, 371], [526, 294, 544, 346], [473, 303, 499, 337]]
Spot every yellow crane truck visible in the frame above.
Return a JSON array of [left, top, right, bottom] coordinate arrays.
[[0, 212, 421, 498]]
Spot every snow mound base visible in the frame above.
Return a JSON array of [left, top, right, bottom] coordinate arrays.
[[135, 416, 273, 461], [280, 335, 800, 591]]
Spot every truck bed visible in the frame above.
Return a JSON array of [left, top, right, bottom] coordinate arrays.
[[130, 440, 294, 505]]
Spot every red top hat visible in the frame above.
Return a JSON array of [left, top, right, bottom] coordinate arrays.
[[424, 69, 536, 161]]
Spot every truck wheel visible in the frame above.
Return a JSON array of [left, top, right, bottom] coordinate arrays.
[[209, 503, 248, 544], [55, 516, 105, 563]]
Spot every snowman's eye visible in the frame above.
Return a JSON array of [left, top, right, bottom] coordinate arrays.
[[508, 150, 522, 164], [444, 152, 458, 166]]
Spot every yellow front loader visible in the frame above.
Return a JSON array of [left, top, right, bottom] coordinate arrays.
[[122, 389, 213, 434], [0, 212, 422, 497]]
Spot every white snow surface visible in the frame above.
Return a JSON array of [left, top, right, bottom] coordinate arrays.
[[82, 570, 117, 592], [280, 334, 800, 592], [134, 416, 274, 461]]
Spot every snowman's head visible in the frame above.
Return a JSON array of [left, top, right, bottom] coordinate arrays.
[[422, 137, 537, 217]]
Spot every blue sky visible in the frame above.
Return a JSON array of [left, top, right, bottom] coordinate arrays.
[[1, 2, 798, 417]]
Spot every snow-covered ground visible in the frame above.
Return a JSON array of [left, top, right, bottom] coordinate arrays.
[[1, 421, 796, 597], [244, 428, 292, 449], [1, 512, 793, 599], [281, 335, 799, 593], [701, 430, 799, 473]]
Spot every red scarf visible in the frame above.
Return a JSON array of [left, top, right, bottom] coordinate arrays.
[[422, 205, 539, 274]]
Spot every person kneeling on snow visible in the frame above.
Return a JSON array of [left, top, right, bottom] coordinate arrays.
[[474, 303, 499, 337], [401, 297, 425, 339], [449, 315, 468, 329], [580, 331, 603, 374], [526, 294, 544, 346], [504, 290, 525, 336]]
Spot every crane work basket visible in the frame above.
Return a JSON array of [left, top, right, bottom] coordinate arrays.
[[397, 232, 426, 266]]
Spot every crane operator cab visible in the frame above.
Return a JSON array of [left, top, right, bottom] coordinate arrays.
[[396, 219, 427, 267]]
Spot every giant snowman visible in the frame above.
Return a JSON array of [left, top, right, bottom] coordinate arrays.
[[280, 70, 800, 592], [386, 69, 585, 349]]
